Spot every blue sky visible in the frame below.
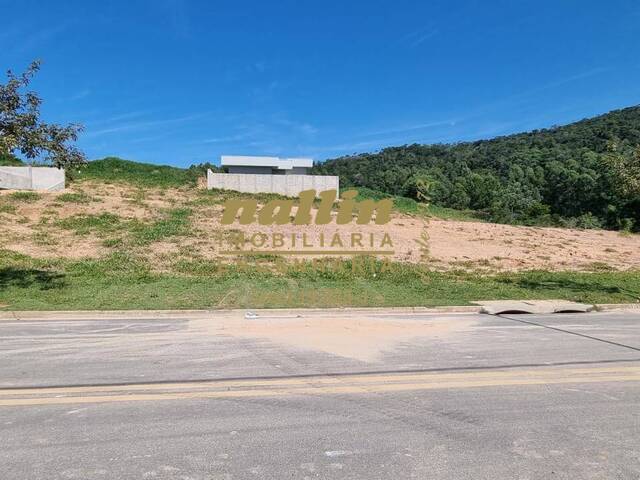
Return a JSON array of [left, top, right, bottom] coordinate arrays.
[[2, 0, 640, 167]]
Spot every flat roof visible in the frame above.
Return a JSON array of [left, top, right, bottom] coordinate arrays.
[[221, 155, 313, 170]]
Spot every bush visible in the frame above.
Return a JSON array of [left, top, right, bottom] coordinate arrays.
[[619, 218, 635, 233], [560, 212, 604, 230]]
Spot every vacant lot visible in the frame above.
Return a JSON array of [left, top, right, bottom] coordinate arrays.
[[0, 161, 638, 310], [1, 180, 638, 272]]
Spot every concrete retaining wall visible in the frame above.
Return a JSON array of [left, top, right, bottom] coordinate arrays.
[[0, 166, 65, 191], [207, 170, 339, 197]]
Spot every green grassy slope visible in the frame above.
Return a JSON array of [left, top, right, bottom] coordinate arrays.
[[1, 250, 638, 310], [353, 187, 484, 221], [74, 157, 203, 188]]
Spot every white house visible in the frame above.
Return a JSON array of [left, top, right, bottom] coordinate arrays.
[[207, 155, 338, 197], [221, 155, 313, 175]]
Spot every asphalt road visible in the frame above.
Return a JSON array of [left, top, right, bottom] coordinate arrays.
[[1, 310, 639, 479]]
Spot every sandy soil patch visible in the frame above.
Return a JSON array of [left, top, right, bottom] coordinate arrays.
[[428, 220, 640, 271], [190, 314, 476, 362], [190, 204, 427, 263], [1, 182, 638, 272]]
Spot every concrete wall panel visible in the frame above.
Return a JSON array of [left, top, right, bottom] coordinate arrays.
[[207, 171, 339, 198], [0, 167, 65, 191]]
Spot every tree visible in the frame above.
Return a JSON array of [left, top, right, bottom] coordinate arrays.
[[403, 173, 433, 203], [0, 60, 86, 169], [606, 146, 640, 198], [313, 105, 640, 231]]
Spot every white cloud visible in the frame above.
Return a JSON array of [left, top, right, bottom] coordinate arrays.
[[397, 25, 439, 48], [85, 113, 208, 137], [69, 89, 91, 101]]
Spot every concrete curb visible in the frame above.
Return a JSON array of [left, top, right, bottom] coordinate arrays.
[[594, 303, 640, 312], [474, 300, 594, 315], [0, 306, 483, 321], [0, 303, 638, 321]]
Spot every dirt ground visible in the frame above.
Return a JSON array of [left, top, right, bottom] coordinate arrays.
[[190, 314, 477, 362], [1, 181, 638, 272]]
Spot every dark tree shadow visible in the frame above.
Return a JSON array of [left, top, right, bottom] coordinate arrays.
[[0, 267, 66, 291]]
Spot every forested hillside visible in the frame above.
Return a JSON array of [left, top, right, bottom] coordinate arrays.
[[314, 106, 640, 231]]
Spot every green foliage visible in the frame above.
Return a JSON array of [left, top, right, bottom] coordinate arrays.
[[7, 191, 41, 202], [0, 61, 86, 169], [1, 248, 639, 310], [57, 208, 192, 245], [0, 202, 17, 214], [603, 145, 640, 198], [76, 157, 201, 188], [619, 218, 636, 233], [559, 212, 604, 230], [352, 187, 423, 215], [425, 204, 484, 222], [68, 252, 152, 280], [0, 153, 24, 166], [56, 192, 93, 204], [194, 187, 292, 206], [57, 213, 122, 235], [351, 187, 482, 221], [129, 208, 192, 245], [314, 106, 640, 231], [187, 162, 223, 176]]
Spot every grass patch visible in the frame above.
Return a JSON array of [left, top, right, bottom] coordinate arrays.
[[584, 262, 616, 272], [192, 188, 294, 206], [56, 208, 192, 245], [125, 188, 147, 206], [0, 250, 638, 310], [57, 213, 123, 235], [0, 202, 17, 214], [75, 157, 200, 188], [8, 191, 41, 202], [352, 188, 423, 216], [68, 252, 151, 279], [352, 187, 483, 221], [129, 208, 192, 245], [426, 204, 485, 222], [32, 232, 57, 246], [57, 192, 93, 204], [102, 237, 124, 248]]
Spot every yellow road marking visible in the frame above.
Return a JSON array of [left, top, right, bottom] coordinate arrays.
[[1, 366, 639, 406], [1, 365, 638, 396]]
